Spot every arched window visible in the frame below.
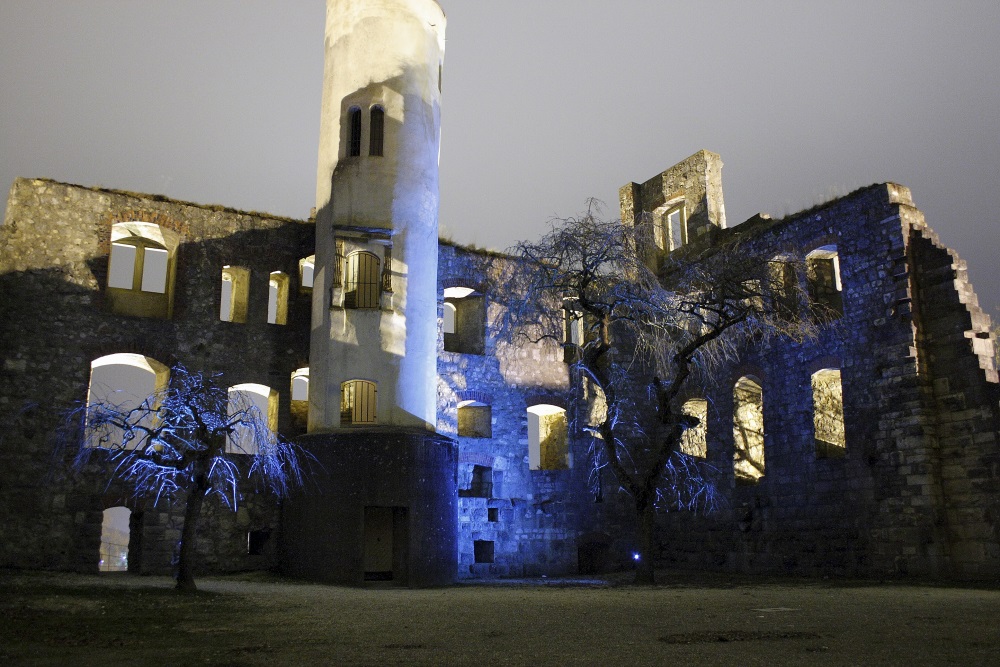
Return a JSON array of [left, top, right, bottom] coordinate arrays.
[[812, 368, 846, 458], [458, 400, 492, 438], [806, 245, 843, 318], [348, 107, 362, 157], [99, 506, 131, 572], [268, 271, 290, 325], [106, 222, 179, 319], [220, 266, 249, 323], [290, 367, 309, 428], [527, 404, 568, 470], [680, 398, 708, 458], [227, 383, 278, 455], [443, 286, 485, 354], [299, 255, 315, 293], [87, 354, 170, 449], [369, 106, 385, 157], [733, 376, 765, 483], [341, 379, 377, 425], [344, 251, 381, 309]]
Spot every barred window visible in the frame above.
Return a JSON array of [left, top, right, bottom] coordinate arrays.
[[348, 107, 362, 157], [344, 251, 381, 309], [341, 379, 377, 425], [369, 106, 385, 157]]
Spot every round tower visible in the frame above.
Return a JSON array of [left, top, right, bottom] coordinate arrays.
[[282, 0, 455, 587], [310, 0, 446, 432]]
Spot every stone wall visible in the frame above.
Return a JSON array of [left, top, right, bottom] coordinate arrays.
[[642, 183, 1000, 578], [0, 178, 313, 575]]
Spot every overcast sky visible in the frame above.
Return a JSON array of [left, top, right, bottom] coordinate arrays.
[[2, 1, 998, 315]]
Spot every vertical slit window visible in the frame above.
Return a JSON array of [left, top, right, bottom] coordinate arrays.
[[733, 376, 765, 484], [267, 271, 289, 325], [812, 368, 846, 458], [348, 107, 362, 157], [369, 106, 384, 157]]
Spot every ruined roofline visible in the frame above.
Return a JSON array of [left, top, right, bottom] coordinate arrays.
[[437, 236, 516, 260], [9, 177, 311, 225]]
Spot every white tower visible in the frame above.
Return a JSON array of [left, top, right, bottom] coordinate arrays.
[[310, 0, 446, 432]]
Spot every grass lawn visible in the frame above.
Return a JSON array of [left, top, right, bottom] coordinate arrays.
[[3, 569, 1000, 666]]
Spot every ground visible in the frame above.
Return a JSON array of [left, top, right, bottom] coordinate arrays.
[[2, 569, 999, 666]]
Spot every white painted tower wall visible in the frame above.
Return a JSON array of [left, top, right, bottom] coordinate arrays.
[[310, 0, 446, 431]]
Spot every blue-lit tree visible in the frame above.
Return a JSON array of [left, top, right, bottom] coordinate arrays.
[[67, 365, 306, 591], [492, 201, 816, 584]]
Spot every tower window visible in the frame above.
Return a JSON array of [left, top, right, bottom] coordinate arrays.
[[348, 107, 362, 157], [369, 106, 385, 157], [341, 379, 377, 426], [344, 251, 381, 309]]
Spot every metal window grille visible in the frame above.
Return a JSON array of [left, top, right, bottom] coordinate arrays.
[[348, 108, 362, 157], [369, 107, 384, 157], [344, 251, 381, 309], [334, 240, 345, 286], [341, 379, 377, 425], [381, 246, 392, 293]]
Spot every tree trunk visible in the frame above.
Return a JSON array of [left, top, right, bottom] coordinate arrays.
[[176, 483, 206, 592], [633, 500, 656, 585]]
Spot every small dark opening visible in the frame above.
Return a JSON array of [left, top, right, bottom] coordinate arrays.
[[247, 528, 270, 556], [474, 540, 495, 564], [369, 107, 385, 157], [348, 107, 362, 157], [488, 508, 499, 522]]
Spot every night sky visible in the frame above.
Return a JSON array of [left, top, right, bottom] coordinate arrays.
[[2, 1, 998, 315]]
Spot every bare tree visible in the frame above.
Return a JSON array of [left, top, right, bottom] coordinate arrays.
[[491, 202, 815, 584], [65, 365, 307, 591]]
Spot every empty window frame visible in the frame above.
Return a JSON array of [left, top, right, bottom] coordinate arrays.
[[806, 246, 843, 318], [369, 106, 385, 157], [344, 251, 381, 309], [443, 286, 485, 354], [219, 266, 250, 323], [341, 379, 377, 426], [459, 464, 493, 498], [458, 400, 492, 438], [86, 354, 170, 450], [768, 258, 800, 317], [268, 271, 290, 325], [528, 404, 569, 470], [812, 368, 846, 458], [680, 398, 708, 458], [106, 222, 179, 319], [290, 367, 309, 428], [348, 107, 362, 157], [226, 383, 278, 455], [653, 202, 687, 252], [299, 255, 315, 293], [733, 376, 765, 483]]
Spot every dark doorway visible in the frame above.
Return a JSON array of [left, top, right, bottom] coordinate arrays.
[[364, 506, 409, 584]]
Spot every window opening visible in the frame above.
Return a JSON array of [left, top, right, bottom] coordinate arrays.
[[226, 383, 278, 455], [86, 354, 170, 450], [220, 266, 249, 323], [680, 398, 708, 458], [443, 286, 485, 354], [290, 368, 309, 428], [268, 271, 290, 325], [341, 379, 377, 425], [443, 302, 457, 334], [474, 540, 495, 564], [369, 106, 385, 157], [806, 246, 843, 318], [812, 368, 846, 458], [733, 377, 765, 483], [488, 507, 499, 522], [348, 107, 362, 157], [106, 222, 179, 318], [299, 255, 315, 292], [344, 251, 381, 309], [457, 400, 492, 438], [528, 404, 568, 470]]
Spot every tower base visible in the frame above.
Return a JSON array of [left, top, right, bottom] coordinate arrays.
[[279, 429, 457, 587]]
